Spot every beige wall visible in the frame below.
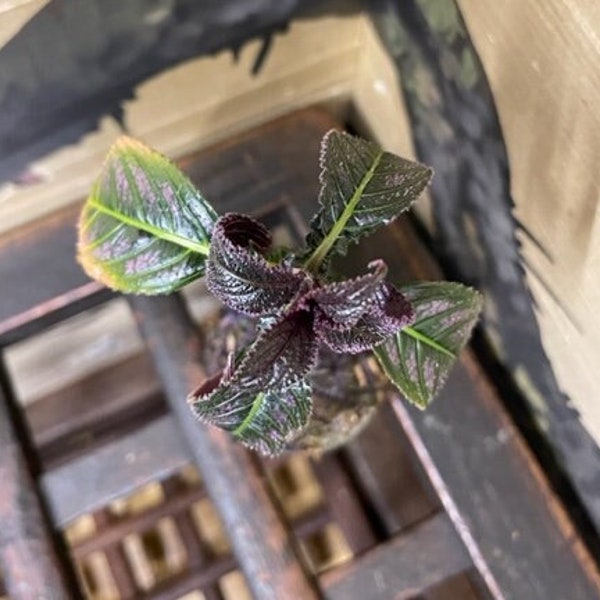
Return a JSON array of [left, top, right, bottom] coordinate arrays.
[[0, 0, 49, 49], [458, 0, 600, 443]]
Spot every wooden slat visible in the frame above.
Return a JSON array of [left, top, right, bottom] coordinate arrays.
[[0, 204, 114, 346], [92, 510, 139, 600], [344, 213, 600, 597], [313, 454, 378, 555], [71, 486, 206, 560], [161, 478, 225, 600], [0, 360, 74, 599], [28, 352, 165, 469], [322, 513, 471, 600], [43, 416, 191, 527], [344, 405, 438, 535]]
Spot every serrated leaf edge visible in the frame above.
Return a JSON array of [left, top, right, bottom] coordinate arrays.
[[303, 133, 384, 273]]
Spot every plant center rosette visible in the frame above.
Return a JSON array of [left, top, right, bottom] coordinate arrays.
[[188, 213, 413, 455]]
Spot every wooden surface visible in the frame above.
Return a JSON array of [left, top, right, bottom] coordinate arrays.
[[368, 0, 600, 536], [0, 1, 363, 233], [1, 0, 599, 555], [0, 362, 73, 599], [0, 0, 49, 50], [457, 0, 600, 450], [347, 210, 600, 599], [322, 514, 471, 600]]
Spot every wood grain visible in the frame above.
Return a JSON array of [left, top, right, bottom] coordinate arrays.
[[457, 0, 600, 453]]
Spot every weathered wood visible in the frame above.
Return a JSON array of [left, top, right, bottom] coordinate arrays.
[[368, 0, 600, 532], [0, 205, 113, 346], [322, 513, 471, 600], [312, 454, 378, 555], [456, 0, 600, 454], [161, 478, 225, 600], [29, 352, 165, 469], [345, 215, 600, 597], [3, 107, 599, 597], [0, 360, 74, 599], [92, 510, 138, 600], [129, 293, 319, 600], [71, 486, 206, 560], [42, 416, 190, 527], [344, 405, 438, 535]]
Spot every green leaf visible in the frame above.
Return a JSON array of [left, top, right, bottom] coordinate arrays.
[[188, 311, 318, 456], [374, 282, 482, 408], [303, 130, 432, 272], [77, 137, 218, 294]]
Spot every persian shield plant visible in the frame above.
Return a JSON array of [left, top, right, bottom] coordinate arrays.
[[78, 131, 482, 456]]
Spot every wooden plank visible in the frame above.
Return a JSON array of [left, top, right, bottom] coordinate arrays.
[[457, 0, 600, 449], [92, 510, 139, 600], [344, 405, 438, 535], [27, 352, 165, 468], [312, 454, 378, 555], [345, 214, 600, 597], [42, 416, 191, 527], [0, 204, 113, 345], [0, 360, 74, 599], [368, 0, 600, 533], [322, 514, 471, 600], [161, 478, 225, 600]]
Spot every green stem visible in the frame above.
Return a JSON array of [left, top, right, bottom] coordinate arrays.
[[303, 150, 383, 273]]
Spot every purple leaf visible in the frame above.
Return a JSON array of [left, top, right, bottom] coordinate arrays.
[[307, 260, 388, 327], [206, 213, 306, 316], [188, 310, 318, 456], [317, 282, 414, 354]]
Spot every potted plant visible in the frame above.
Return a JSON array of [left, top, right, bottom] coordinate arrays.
[[77, 130, 482, 456]]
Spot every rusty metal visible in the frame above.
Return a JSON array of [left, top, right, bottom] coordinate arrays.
[[0, 359, 75, 600], [129, 293, 320, 600]]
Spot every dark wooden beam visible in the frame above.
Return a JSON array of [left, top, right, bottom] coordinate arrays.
[[129, 292, 319, 600], [42, 416, 190, 527], [0, 359, 76, 599], [343, 212, 600, 597]]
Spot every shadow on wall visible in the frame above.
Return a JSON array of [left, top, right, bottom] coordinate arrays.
[[0, 0, 353, 184]]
